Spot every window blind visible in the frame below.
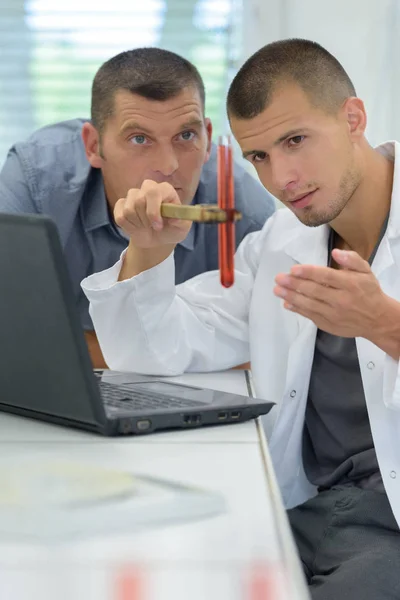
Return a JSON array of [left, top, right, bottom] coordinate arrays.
[[0, 0, 240, 164]]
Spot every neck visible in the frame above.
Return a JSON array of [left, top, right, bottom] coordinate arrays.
[[330, 145, 394, 260], [102, 178, 118, 215]]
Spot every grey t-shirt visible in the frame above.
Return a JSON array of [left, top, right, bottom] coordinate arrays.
[[303, 217, 389, 491], [0, 118, 276, 331]]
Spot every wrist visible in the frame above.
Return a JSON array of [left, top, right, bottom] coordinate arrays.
[[119, 241, 175, 282], [368, 295, 400, 360]]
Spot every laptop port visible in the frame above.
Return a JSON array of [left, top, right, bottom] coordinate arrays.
[[136, 419, 151, 431], [218, 412, 228, 420], [183, 414, 201, 425], [230, 411, 241, 419]]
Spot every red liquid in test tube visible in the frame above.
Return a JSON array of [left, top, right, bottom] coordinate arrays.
[[217, 135, 235, 287]]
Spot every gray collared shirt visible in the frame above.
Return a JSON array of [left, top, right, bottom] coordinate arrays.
[[303, 217, 389, 492], [0, 119, 275, 330]]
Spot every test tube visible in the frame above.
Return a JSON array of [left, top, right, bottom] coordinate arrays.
[[217, 135, 235, 288]]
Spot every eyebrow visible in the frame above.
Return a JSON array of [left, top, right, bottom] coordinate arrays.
[[242, 128, 306, 159], [119, 118, 204, 137], [119, 121, 152, 136], [179, 118, 204, 129]]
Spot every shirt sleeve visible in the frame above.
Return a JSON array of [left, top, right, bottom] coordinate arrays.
[[0, 148, 38, 214], [81, 220, 272, 375]]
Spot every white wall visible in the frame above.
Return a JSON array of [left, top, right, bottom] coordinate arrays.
[[241, 0, 400, 146]]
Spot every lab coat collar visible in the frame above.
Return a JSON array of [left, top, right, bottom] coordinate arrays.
[[283, 221, 330, 267]]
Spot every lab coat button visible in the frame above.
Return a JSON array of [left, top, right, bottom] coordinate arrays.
[[390, 471, 397, 479], [367, 361, 375, 370], [290, 390, 296, 398]]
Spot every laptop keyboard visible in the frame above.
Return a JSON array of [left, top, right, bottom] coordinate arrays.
[[99, 380, 202, 412]]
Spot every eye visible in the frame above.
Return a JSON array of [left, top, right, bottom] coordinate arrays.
[[130, 135, 148, 145], [179, 130, 196, 142], [287, 135, 305, 147], [250, 151, 267, 164]]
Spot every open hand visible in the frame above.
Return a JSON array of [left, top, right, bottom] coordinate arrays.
[[274, 249, 390, 339]]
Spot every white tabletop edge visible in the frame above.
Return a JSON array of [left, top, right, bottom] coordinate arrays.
[[256, 419, 310, 599]]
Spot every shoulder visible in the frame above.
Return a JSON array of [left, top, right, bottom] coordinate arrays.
[[236, 205, 314, 270], [263, 206, 324, 255], [267, 206, 303, 238], [11, 118, 92, 192], [243, 207, 307, 249]]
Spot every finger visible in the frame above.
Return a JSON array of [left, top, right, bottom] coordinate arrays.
[[274, 284, 330, 318], [289, 264, 356, 290], [158, 181, 182, 205], [113, 198, 125, 229], [139, 181, 164, 230], [125, 188, 152, 229], [157, 182, 185, 228], [114, 196, 143, 231], [141, 180, 181, 230], [274, 274, 339, 305], [331, 249, 371, 273]]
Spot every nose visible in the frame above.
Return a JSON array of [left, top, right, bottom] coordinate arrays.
[[151, 144, 179, 178], [270, 154, 299, 192]]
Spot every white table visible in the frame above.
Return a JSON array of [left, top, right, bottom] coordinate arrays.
[[0, 371, 309, 600]]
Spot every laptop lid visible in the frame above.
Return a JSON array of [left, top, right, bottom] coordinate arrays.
[[0, 213, 107, 431]]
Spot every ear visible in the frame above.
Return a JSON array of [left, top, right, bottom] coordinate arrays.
[[204, 118, 213, 163], [343, 97, 367, 140], [81, 122, 103, 168]]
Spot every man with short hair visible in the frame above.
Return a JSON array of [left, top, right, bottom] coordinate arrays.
[[0, 47, 275, 367], [83, 39, 400, 598]]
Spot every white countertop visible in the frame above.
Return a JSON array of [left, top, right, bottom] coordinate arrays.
[[0, 370, 309, 600]]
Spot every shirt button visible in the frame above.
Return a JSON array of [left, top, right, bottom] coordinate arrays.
[[290, 390, 296, 398], [367, 361, 375, 370], [390, 471, 397, 479]]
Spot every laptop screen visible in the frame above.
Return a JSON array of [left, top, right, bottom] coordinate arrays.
[[0, 214, 105, 429]]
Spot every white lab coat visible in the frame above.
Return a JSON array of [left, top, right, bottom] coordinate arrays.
[[82, 141, 400, 525]]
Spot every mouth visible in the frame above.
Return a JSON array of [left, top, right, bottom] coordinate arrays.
[[289, 189, 317, 209]]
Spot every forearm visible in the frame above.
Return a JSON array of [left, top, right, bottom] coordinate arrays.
[[83, 254, 251, 374], [84, 330, 108, 369], [118, 240, 176, 282], [369, 295, 400, 360]]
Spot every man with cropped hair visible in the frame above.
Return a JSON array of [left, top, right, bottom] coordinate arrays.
[[84, 39, 400, 599], [0, 47, 275, 367]]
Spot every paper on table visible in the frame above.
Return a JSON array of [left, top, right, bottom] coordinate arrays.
[[0, 459, 225, 541], [0, 462, 136, 507]]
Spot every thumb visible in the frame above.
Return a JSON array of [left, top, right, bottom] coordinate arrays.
[[331, 249, 371, 273]]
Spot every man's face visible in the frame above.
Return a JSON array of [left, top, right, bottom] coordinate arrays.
[[230, 83, 363, 227], [88, 87, 212, 207]]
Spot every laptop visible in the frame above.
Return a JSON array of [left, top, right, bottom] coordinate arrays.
[[0, 213, 275, 436]]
